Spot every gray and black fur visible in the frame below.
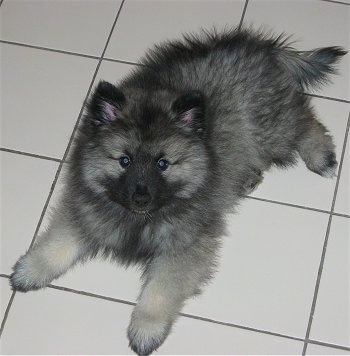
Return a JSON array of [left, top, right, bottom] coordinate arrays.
[[10, 28, 346, 355]]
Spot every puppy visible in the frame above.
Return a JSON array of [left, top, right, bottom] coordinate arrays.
[[11, 28, 346, 355]]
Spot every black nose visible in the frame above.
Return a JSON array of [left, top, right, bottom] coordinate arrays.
[[132, 184, 151, 207]]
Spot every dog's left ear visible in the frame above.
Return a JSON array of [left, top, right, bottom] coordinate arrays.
[[171, 90, 205, 135]]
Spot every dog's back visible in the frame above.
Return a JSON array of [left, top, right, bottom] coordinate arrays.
[[121, 28, 345, 202]]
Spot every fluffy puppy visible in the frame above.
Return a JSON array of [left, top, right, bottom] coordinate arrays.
[[11, 28, 346, 355]]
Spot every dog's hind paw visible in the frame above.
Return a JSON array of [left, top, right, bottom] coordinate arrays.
[[309, 151, 338, 178]]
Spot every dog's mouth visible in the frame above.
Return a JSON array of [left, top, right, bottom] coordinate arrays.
[[130, 208, 154, 220], [132, 209, 149, 215], [129, 204, 153, 215]]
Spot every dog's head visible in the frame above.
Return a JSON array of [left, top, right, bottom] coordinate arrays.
[[75, 81, 210, 215]]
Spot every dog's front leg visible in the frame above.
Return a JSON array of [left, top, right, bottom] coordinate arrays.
[[127, 241, 217, 355], [10, 204, 87, 292]]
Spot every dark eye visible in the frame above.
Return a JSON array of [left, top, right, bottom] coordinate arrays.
[[119, 155, 131, 168], [156, 158, 169, 171]]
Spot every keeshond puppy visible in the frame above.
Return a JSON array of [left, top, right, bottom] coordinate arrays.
[[11, 28, 346, 355]]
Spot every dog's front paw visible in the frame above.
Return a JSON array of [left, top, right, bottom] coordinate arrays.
[[127, 308, 172, 356], [10, 254, 49, 292]]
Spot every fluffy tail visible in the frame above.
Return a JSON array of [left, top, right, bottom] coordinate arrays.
[[277, 46, 347, 89]]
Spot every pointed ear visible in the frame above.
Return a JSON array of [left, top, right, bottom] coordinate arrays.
[[171, 90, 205, 134], [88, 81, 126, 125]]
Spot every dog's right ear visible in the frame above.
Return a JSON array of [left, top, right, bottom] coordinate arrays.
[[88, 81, 126, 126]]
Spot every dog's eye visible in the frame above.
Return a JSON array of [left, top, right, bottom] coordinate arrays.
[[119, 156, 131, 168], [156, 158, 169, 171]]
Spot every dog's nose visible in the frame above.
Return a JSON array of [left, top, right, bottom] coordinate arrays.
[[132, 184, 151, 206]]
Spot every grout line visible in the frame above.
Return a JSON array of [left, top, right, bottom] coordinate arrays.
[[0, 39, 100, 60], [0, 0, 127, 340], [0, 40, 142, 68], [102, 56, 142, 66], [303, 215, 334, 356], [45, 282, 305, 344], [179, 312, 304, 343], [333, 212, 350, 218], [27, 161, 68, 250], [0, 274, 11, 278], [319, 0, 350, 5], [303, 92, 350, 104], [238, 0, 249, 30], [47, 284, 136, 307], [303, 110, 350, 355], [308, 339, 350, 351], [245, 195, 331, 215], [0, 291, 16, 338], [98, 0, 126, 61], [2, 274, 349, 352], [0, 147, 62, 163]]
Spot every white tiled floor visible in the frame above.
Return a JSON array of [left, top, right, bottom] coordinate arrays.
[[1, 0, 349, 355], [0, 0, 123, 56], [1, 151, 59, 274], [1, 44, 96, 158], [309, 216, 350, 347]]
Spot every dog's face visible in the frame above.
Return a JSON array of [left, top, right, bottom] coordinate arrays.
[[78, 81, 210, 215]]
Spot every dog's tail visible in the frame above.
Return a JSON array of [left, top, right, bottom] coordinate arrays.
[[277, 46, 347, 89]]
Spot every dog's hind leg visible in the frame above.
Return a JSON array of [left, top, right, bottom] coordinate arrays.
[[297, 115, 337, 178]]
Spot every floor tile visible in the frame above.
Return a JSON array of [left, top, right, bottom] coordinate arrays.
[[243, 0, 350, 101], [250, 98, 349, 211], [307, 343, 350, 355], [52, 259, 141, 303], [0, 285, 303, 355], [334, 135, 350, 216], [0, 0, 122, 56], [105, 0, 246, 63], [1, 151, 58, 275], [310, 216, 350, 347], [1, 43, 97, 158], [1, 277, 13, 323], [183, 199, 330, 338], [161, 317, 303, 355], [0, 287, 133, 355]]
